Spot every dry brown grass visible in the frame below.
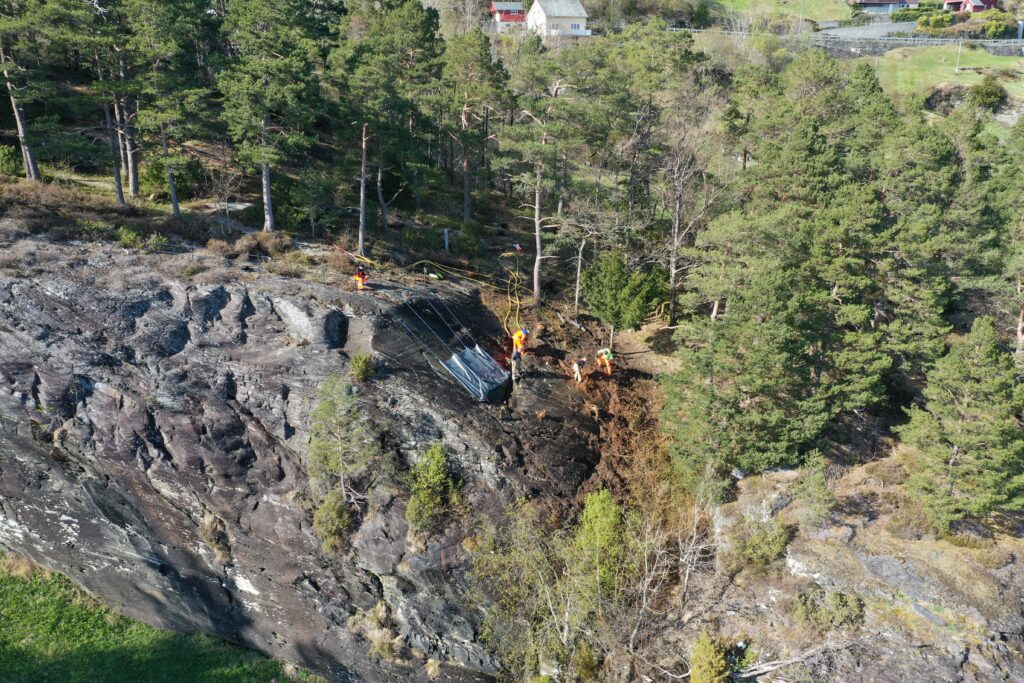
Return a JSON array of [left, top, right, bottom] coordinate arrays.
[[0, 553, 50, 580]]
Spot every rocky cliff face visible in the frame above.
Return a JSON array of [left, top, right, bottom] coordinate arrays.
[[0, 239, 598, 681]]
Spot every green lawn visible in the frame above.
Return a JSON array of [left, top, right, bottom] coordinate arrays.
[[868, 46, 1024, 98], [713, 0, 851, 23], [0, 560, 292, 683]]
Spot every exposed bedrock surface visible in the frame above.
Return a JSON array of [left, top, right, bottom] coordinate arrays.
[[0, 241, 599, 681]]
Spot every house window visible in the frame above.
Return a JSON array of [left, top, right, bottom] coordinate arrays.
[[571, 22, 580, 29]]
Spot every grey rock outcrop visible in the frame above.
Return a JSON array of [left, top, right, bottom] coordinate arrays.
[[0, 240, 599, 681]]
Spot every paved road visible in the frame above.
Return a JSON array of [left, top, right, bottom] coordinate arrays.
[[820, 21, 918, 38]]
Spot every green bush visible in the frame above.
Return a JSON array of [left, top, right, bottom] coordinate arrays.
[[689, 630, 730, 683], [116, 226, 146, 249], [794, 588, 864, 631], [405, 442, 458, 533], [312, 489, 354, 552], [145, 233, 170, 253], [0, 145, 22, 176], [893, 6, 939, 21], [739, 518, 791, 567], [967, 74, 1007, 111], [350, 352, 377, 382], [77, 219, 112, 238]]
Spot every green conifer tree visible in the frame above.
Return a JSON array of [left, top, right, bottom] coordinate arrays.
[[900, 317, 1024, 530]]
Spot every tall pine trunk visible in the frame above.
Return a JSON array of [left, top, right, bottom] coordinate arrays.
[[574, 236, 586, 317], [161, 126, 180, 220], [113, 99, 128, 181], [103, 103, 126, 206], [358, 123, 368, 257], [462, 142, 471, 223], [260, 117, 274, 231], [119, 57, 139, 198], [461, 104, 471, 222], [533, 161, 543, 304], [2, 54, 40, 181], [376, 151, 388, 230], [668, 195, 682, 325], [123, 101, 140, 197], [1016, 279, 1024, 371]]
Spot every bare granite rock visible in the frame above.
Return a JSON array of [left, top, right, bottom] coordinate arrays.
[[0, 240, 599, 681]]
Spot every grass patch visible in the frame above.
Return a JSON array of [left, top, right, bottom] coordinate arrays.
[[868, 46, 1024, 99], [714, 0, 850, 22], [0, 554, 292, 682]]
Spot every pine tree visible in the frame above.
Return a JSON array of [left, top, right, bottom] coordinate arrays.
[[218, 0, 319, 231], [442, 29, 508, 222], [900, 317, 1024, 530], [127, 0, 210, 220], [583, 251, 663, 347]]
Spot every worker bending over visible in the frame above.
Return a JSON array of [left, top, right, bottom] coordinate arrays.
[[512, 327, 529, 355], [510, 348, 522, 383], [571, 358, 587, 383], [596, 348, 614, 376], [353, 267, 369, 290]]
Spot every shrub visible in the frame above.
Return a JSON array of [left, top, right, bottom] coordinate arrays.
[[405, 442, 458, 533], [312, 490, 354, 552], [689, 630, 730, 683], [350, 352, 377, 382], [116, 226, 146, 249], [794, 588, 864, 631], [198, 512, 231, 564], [180, 262, 207, 278], [256, 230, 292, 255], [739, 517, 791, 567], [234, 231, 293, 258], [967, 74, 1007, 111], [265, 250, 309, 277], [206, 238, 235, 257], [77, 219, 112, 238], [573, 641, 600, 681], [793, 453, 835, 527], [0, 145, 22, 176], [145, 233, 170, 253]]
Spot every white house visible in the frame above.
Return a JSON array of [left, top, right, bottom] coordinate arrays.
[[526, 0, 590, 37]]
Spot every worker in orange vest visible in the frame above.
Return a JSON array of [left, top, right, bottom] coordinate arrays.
[[353, 267, 368, 291], [511, 327, 529, 355], [596, 348, 614, 376]]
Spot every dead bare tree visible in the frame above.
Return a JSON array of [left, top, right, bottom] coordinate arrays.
[[655, 78, 727, 325]]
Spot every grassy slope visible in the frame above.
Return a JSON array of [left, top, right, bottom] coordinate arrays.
[[713, 0, 851, 23], [868, 45, 1024, 98], [0, 562, 289, 683]]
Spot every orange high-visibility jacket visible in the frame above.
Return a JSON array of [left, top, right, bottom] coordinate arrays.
[[512, 330, 527, 349]]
